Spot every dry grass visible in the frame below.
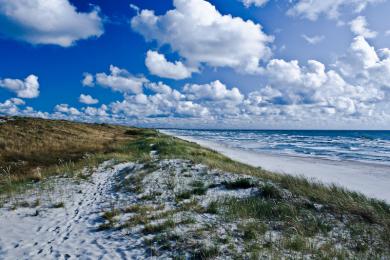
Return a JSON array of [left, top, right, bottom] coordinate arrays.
[[2, 117, 387, 224], [1, 116, 389, 253], [0, 116, 154, 194]]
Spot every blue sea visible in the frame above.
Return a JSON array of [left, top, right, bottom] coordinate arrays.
[[164, 129, 390, 166]]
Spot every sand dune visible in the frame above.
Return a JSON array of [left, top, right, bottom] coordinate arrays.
[[164, 131, 390, 203]]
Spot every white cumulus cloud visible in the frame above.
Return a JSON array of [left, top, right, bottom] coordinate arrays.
[[0, 0, 104, 47], [0, 74, 39, 98], [82, 73, 95, 87], [145, 51, 194, 80], [336, 36, 379, 77], [175, 101, 209, 117], [0, 98, 25, 115], [131, 0, 273, 74], [5, 31, 388, 128], [349, 16, 377, 38], [183, 80, 244, 117], [340, 37, 390, 90], [94, 65, 148, 94], [79, 94, 99, 105], [54, 104, 81, 115], [254, 36, 390, 119], [183, 80, 244, 103], [83, 105, 108, 117]]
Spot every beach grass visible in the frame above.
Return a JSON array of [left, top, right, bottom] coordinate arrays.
[[1, 116, 389, 255], [148, 135, 390, 226], [0, 116, 152, 195], [1, 117, 389, 220]]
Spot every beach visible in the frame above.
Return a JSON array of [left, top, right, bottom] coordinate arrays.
[[162, 130, 390, 203], [1, 119, 389, 259]]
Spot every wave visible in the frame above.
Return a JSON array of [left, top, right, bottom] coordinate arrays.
[[166, 129, 390, 166]]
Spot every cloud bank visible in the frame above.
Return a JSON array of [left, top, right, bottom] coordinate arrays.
[[52, 35, 389, 129], [1, 0, 389, 129]]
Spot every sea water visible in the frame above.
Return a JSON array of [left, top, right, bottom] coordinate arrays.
[[164, 129, 390, 166]]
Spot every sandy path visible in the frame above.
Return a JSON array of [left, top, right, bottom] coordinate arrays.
[[163, 132, 390, 203], [0, 162, 146, 260]]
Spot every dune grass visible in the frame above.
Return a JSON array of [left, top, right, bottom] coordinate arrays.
[[0, 116, 153, 195], [140, 135, 390, 250], [1, 116, 389, 249], [149, 136, 389, 220], [1, 117, 389, 217]]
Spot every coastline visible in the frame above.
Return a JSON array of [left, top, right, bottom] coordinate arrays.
[[161, 130, 390, 203], [1, 118, 389, 258]]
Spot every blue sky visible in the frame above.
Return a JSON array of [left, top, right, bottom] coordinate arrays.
[[0, 0, 390, 129]]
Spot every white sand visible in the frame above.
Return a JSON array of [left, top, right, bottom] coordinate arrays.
[[162, 131, 390, 203], [0, 162, 146, 259]]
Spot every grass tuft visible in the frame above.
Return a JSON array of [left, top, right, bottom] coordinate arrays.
[[285, 235, 307, 252], [102, 208, 120, 221], [261, 183, 282, 199], [176, 191, 192, 201], [223, 178, 254, 190], [143, 219, 176, 234], [192, 245, 219, 259]]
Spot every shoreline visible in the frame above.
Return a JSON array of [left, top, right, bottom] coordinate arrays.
[[161, 130, 390, 203]]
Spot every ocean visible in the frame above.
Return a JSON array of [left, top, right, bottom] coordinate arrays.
[[164, 129, 390, 166]]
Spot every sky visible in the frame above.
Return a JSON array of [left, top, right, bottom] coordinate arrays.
[[0, 0, 390, 129]]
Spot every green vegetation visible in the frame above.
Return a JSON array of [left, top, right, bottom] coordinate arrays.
[[192, 245, 219, 259], [188, 180, 208, 195], [149, 135, 389, 235], [223, 178, 254, 189], [98, 208, 120, 231], [102, 208, 120, 221], [239, 221, 267, 241], [204, 201, 219, 214], [189, 180, 205, 188], [143, 219, 176, 234], [124, 204, 156, 214], [191, 186, 208, 196], [261, 183, 282, 199], [1, 116, 389, 257], [285, 235, 307, 251], [176, 190, 192, 201], [121, 214, 150, 228]]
